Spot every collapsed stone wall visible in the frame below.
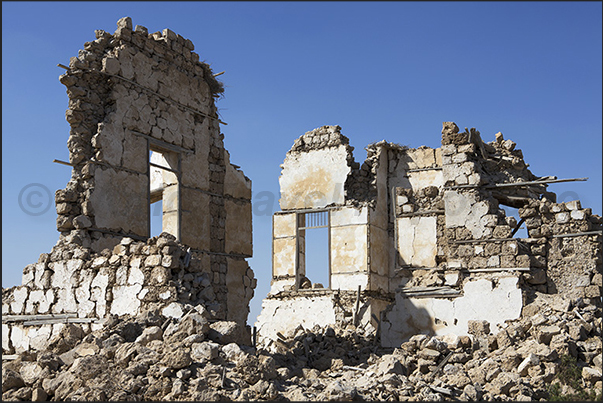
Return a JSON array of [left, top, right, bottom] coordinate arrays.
[[2, 232, 257, 354], [4, 290, 600, 402], [381, 122, 601, 342], [260, 120, 601, 350], [382, 122, 601, 291], [3, 17, 254, 354]]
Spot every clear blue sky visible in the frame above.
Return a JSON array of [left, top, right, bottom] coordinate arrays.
[[3, 1, 602, 326]]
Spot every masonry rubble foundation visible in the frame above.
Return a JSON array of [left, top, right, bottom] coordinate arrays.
[[255, 123, 602, 351], [2, 17, 254, 354]]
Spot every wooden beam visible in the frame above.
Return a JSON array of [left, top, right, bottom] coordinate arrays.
[[465, 267, 530, 273], [2, 313, 77, 322], [407, 167, 443, 173], [510, 217, 526, 237], [353, 285, 361, 327], [398, 210, 445, 217], [449, 237, 536, 244], [22, 317, 101, 326], [398, 286, 461, 298], [485, 177, 588, 189], [52, 159, 74, 167], [551, 230, 602, 238], [445, 177, 587, 191]]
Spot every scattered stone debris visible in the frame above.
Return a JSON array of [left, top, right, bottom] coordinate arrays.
[[2, 294, 601, 401]]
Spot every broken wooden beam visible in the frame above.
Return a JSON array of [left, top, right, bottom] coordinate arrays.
[[551, 230, 602, 238], [353, 285, 361, 327], [397, 286, 461, 298], [2, 313, 77, 323], [465, 267, 530, 273], [52, 158, 74, 167], [407, 166, 443, 173], [444, 177, 587, 191], [510, 217, 526, 237], [2, 313, 102, 326], [485, 177, 588, 189]]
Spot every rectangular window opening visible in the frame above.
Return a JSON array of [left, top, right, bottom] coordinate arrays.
[[149, 146, 181, 240], [297, 211, 330, 289]]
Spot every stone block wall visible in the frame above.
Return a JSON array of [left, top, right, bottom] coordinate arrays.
[[518, 198, 602, 300], [54, 16, 251, 254]]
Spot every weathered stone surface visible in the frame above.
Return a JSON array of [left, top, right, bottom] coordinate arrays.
[[208, 321, 248, 345], [135, 326, 163, 345], [2, 368, 25, 392], [3, 14, 603, 403], [191, 341, 220, 362]]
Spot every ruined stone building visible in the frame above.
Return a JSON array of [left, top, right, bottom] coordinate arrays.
[[255, 123, 602, 348], [3, 17, 255, 354], [2, 17, 601, 361]]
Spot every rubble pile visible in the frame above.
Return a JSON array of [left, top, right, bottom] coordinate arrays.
[[2, 232, 255, 354], [3, 293, 601, 401]]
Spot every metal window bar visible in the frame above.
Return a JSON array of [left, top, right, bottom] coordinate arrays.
[[298, 211, 329, 229]]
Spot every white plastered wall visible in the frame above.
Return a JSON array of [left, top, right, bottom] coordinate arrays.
[[330, 207, 369, 290], [279, 146, 350, 210], [381, 276, 523, 347], [397, 216, 438, 268]]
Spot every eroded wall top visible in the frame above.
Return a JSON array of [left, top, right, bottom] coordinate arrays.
[[279, 125, 357, 210]]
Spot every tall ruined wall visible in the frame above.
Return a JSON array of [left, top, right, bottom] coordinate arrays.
[[3, 17, 255, 353], [56, 16, 253, 319]]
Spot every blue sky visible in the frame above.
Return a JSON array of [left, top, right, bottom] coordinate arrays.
[[2, 1, 602, 326]]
